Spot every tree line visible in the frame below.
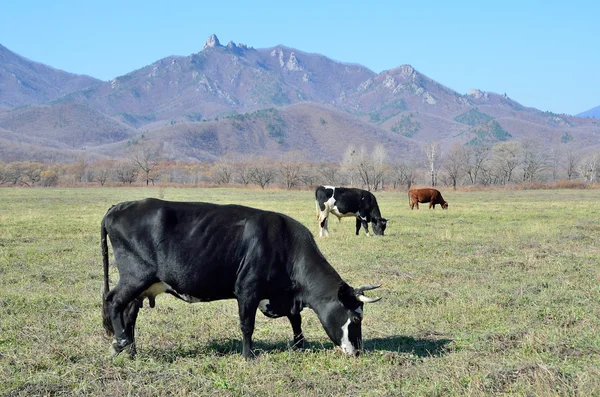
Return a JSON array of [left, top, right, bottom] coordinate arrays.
[[1, 139, 599, 189]]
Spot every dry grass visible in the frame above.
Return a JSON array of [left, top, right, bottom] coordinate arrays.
[[1, 187, 599, 396]]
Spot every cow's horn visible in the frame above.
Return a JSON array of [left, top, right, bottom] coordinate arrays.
[[356, 284, 381, 303], [356, 284, 381, 294], [357, 295, 381, 303]]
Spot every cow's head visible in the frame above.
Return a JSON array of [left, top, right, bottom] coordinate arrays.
[[320, 283, 381, 356], [442, 202, 448, 210], [371, 218, 387, 236]]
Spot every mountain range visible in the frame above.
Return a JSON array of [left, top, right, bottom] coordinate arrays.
[[577, 105, 600, 119], [1, 34, 599, 163]]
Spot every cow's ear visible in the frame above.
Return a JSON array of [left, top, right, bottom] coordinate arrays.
[[338, 283, 358, 308]]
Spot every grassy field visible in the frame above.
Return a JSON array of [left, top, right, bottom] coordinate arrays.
[[1, 187, 599, 396]]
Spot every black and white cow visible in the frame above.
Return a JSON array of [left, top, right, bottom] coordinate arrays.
[[315, 186, 387, 237], [101, 198, 381, 359]]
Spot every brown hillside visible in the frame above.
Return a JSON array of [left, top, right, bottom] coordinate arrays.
[[0, 103, 136, 148], [87, 103, 421, 162]]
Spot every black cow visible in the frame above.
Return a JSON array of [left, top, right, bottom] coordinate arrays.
[[101, 198, 381, 359], [315, 186, 387, 237]]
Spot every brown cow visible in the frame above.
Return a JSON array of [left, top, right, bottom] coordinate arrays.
[[408, 188, 448, 210]]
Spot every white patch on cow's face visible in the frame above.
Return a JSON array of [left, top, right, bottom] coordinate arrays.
[[340, 318, 357, 356]]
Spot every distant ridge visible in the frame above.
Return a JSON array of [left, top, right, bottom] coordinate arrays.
[[0, 44, 100, 108], [577, 105, 600, 119]]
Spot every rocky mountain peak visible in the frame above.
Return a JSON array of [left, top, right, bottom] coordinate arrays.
[[203, 34, 222, 50], [271, 48, 285, 67], [285, 52, 303, 71], [468, 89, 490, 100]]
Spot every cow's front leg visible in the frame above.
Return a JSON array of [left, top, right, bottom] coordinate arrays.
[[319, 215, 330, 237], [237, 299, 259, 359], [356, 217, 369, 236], [287, 313, 305, 349], [120, 298, 141, 357]]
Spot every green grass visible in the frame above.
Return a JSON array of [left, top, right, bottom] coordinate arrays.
[[1, 187, 599, 396]]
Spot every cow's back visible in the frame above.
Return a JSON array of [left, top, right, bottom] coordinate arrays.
[[103, 199, 301, 301], [409, 188, 433, 201]]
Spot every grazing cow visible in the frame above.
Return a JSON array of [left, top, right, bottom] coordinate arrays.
[[101, 198, 381, 359], [315, 186, 387, 237], [408, 188, 448, 210]]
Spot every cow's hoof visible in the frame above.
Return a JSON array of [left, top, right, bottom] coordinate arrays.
[[291, 337, 305, 350], [110, 341, 136, 359]]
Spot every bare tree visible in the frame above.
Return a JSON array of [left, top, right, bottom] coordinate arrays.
[[248, 159, 275, 189], [210, 160, 234, 185], [0, 163, 7, 185], [390, 159, 417, 189], [71, 156, 87, 183], [187, 163, 207, 185], [278, 152, 304, 189], [318, 162, 340, 186], [423, 141, 441, 186], [300, 163, 320, 186], [22, 162, 44, 186], [521, 138, 548, 182], [443, 143, 469, 190], [3, 162, 25, 185], [232, 160, 251, 185], [40, 168, 59, 187], [94, 160, 114, 186], [371, 145, 387, 191], [129, 142, 163, 185], [548, 146, 562, 181], [114, 162, 139, 184], [341, 145, 359, 186], [492, 141, 521, 184], [465, 145, 490, 185], [342, 144, 387, 191], [579, 154, 599, 183], [563, 145, 580, 180]]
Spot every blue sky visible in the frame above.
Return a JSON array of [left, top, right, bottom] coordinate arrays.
[[1, 0, 598, 115]]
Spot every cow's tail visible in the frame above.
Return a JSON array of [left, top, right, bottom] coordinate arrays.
[[101, 216, 114, 336], [315, 200, 320, 219]]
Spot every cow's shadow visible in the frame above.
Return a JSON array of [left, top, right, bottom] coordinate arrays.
[[144, 335, 452, 362], [363, 335, 453, 357]]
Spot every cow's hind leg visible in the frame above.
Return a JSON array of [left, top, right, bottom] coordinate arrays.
[[287, 313, 305, 349], [237, 298, 259, 359], [105, 278, 150, 357]]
